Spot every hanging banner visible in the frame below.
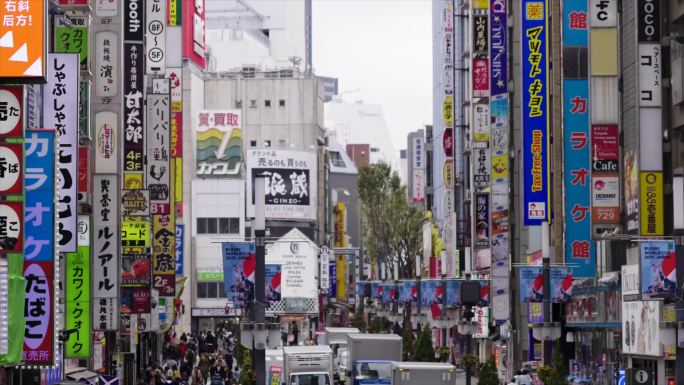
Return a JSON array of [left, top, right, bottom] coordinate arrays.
[[146, 0, 167, 74], [44, 53, 79, 252], [0, 0, 46, 81], [640, 240, 676, 296], [175, 223, 184, 276], [93, 174, 119, 330], [265, 264, 282, 303], [123, 42, 145, 173], [182, 0, 206, 69], [398, 280, 417, 304], [65, 216, 91, 359], [640, 171, 664, 236], [519, 266, 574, 303], [147, 93, 171, 207], [0, 144, 23, 195], [25, 130, 54, 261], [445, 279, 462, 307], [23, 261, 54, 365], [521, 0, 550, 225], [221, 242, 256, 309], [153, 213, 176, 296], [490, 0, 507, 96], [419, 280, 443, 318], [0, 86, 23, 137]]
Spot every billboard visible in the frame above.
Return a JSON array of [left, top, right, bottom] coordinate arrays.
[[0, 86, 23, 137], [640, 171, 664, 236], [147, 93, 171, 207], [622, 300, 661, 356], [123, 42, 145, 173], [265, 229, 318, 299], [222, 242, 256, 309], [44, 54, 79, 253], [121, 254, 151, 287], [196, 110, 242, 177], [182, 0, 206, 70], [145, 0, 166, 74], [24, 130, 54, 262], [640, 240, 676, 296], [247, 150, 318, 221], [519, 266, 573, 303], [65, 216, 91, 358], [0, 0, 46, 81], [521, 0, 550, 225], [93, 174, 119, 330]]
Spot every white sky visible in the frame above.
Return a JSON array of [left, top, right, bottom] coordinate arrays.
[[312, 0, 433, 155]]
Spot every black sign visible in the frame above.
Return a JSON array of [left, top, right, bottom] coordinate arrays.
[[638, 0, 660, 43], [252, 168, 311, 206], [473, 14, 488, 53], [124, 42, 145, 172], [125, 0, 144, 41]]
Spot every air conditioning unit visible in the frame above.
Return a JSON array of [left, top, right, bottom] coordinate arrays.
[[279, 69, 294, 78]]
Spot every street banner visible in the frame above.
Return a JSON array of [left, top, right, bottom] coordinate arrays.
[[640, 240, 676, 296], [398, 280, 417, 304], [519, 266, 574, 303], [265, 264, 282, 303], [221, 242, 256, 309]]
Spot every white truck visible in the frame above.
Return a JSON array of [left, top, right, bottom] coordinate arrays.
[[390, 362, 457, 385], [346, 334, 403, 385], [321, 327, 360, 385], [282, 345, 334, 385]]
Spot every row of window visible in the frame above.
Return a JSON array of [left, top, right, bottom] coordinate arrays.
[[236, 99, 286, 108], [197, 282, 227, 299], [196, 217, 240, 234]]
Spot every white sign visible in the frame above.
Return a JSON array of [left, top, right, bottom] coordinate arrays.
[[166, 68, 183, 112], [146, 94, 170, 205], [265, 228, 318, 299], [622, 300, 661, 356], [95, 31, 118, 98], [639, 44, 662, 107], [473, 306, 490, 338], [0, 260, 7, 354], [320, 248, 330, 290], [412, 136, 424, 169], [591, 175, 620, 207], [94, 111, 118, 173], [145, 0, 166, 74], [196, 110, 242, 176], [412, 169, 426, 204], [590, 0, 617, 27], [78, 215, 90, 247], [246, 149, 318, 220], [0, 88, 21, 135], [622, 264, 640, 300], [94, 0, 118, 17], [93, 174, 119, 330], [473, 103, 490, 142]]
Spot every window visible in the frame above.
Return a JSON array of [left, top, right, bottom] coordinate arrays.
[[197, 282, 226, 299], [249, 99, 257, 108], [265, 140, 271, 147], [207, 282, 218, 298], [279, 99, 286, 107], [330, 151, 346, 167], [235, 100, 243, 108], [279, 139, 287, 147], [197, 217, 241, 234], [197, 282, 208, 298], [250, 140, 257, 147], [265, 99, 271, 107], [218, 282, 227, 298]]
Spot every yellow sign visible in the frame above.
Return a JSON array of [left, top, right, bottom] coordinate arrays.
[[442, 96, 454, 126], [473, 0, 489, 9], [174, 158, 183, 203], [640, 171, 664, 236], [442, 159, 454, 189], [335, 202, 346, 248], [491, 154, 509, 181], [121, 220, 151, 248], [336, 254, 346, 302], [153, 213, 176, 275], [124, 173, 143, 190]]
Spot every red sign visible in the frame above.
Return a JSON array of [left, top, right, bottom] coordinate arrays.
[[58, 0, 89, 6], [472, 57, 490, 96], [151, 203, 171, 215], [23, 261, 54, 365], [0, 201, 23, 252], [182, 0, 206, 70], [0, 144, 22, 195], [78, 147, 90, 194], [171, 112, 183, 157], [591, 125, 619, 172], [442, 127, 453, 157], [153, 274, 175, 296], [0, 86, 24, 137]]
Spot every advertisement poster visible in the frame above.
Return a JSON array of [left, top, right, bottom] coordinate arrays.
[[23, 261, 54, 365], [419, 280, 443, 318], [247, 150, 318, 221], [265, 229, 318, 300], [265, 264, 282, 303], [640, 240, 676, 296], [591, 125, 619, 171], [521, 0, 550, 225], [472, 56, 490, 97], [121, 254, 152, 287], [550, 267, 574, 303], [121, 287, 151, 314], [445, 279, 462, 307], [222, 242, 256, 309], [519, 267, 574, 303], [196, 110, 242, 177], [625, 149, 639, 233], [622, 300, 661, 356], [398, 280, 417, 304], [0, 0, 46, 80]]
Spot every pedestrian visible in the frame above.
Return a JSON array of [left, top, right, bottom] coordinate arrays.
[[517, 369, 533, 385], [190, 367, 203, 385]]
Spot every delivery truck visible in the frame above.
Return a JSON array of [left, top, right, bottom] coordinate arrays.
[[283, 345, 334, 385], [390, 362, 457, 385], [320, 327, 360, 385], [346, 334, 402, 385]]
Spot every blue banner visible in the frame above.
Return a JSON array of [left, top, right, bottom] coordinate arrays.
[[419, 280, 441, 308], [371, 281, 381, 301], [221, 242, 256, 309], [520, 266, 574, 303], [641, 241, 676, 295], [25, 130, 55, 262], [490, 0, 507, 96], [329, 261, 337, 298], [175, 224, 184, 275], [521, 0, 550, 225], [398, 280, 417, 304], [445, 279, 461, 307], [265, 264, 282, 302], [382, 282, 393, 304], [550, 267, 574, 303], [562, 0, 588, 46]]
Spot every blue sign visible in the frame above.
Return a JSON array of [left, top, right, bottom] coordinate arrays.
[[563, 0, 588, 46], [398, 280, 417, 304], [329, 261, 337, 298], [24, 130, 55, 262], [490, 0, 507, 96], [618, 369, 625, 385], [265, 264, 282, 302], [221, 242, 256, 309], [520, 266, 574, 303], [521, 0, 550, 225], [419, 280, 441, 308], [640, 241, 676, 295], [371, 281, 381, 301], [445, 279, 462, 307], [175, 224, 184, 275]]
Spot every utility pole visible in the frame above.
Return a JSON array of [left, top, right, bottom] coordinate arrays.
[[254, 176, 266, 385], [542, 221, 552, 366]]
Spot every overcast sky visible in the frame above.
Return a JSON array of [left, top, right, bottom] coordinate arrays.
[[312, 0, 433, 154]]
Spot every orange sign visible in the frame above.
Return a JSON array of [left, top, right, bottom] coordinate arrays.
[[0, 0, 46, 81]]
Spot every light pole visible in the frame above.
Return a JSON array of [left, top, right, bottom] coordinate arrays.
[[542, 221, 552, 366], [254, 176, 266, 385]]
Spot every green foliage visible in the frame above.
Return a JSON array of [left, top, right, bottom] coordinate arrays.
[[553, 340, 568, 379], [537, 341, 569, 385], [368, 315, 384, 333], [462, 354, 478, 369], [478, 356, 500, 385], [239, 350, 256, 385], [436, 346, 451, 363], [413, 324, 436, 362], [358, 162, 425, 279], [352, 307, 367, 332]]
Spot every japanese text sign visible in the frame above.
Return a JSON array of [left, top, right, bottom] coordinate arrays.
[[0, 0, 46, 81], [196, 110, 242, 177], [24, 130, 54, 260], [0, 86, 23, 137], [23, 261, 54, 365], [147, 94, 170, 206]]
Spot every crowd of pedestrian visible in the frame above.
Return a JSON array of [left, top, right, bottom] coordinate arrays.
[[138, 328, 238, 385]]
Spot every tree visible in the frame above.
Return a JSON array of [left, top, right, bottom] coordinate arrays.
[[368, 315, 384, 333], [358, 162, 424, 279], [240, 350, 256, 385], [478, 356, 500, 385], [401, 323, 414, 361], [352, 306, 366, 332], [537, 341, 569, 385], [413, 324, 436, 362]]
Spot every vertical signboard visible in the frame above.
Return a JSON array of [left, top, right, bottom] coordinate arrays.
[[93, 175, 119, 330], [146, 93, 171, 209], [55, 18, 89, 72], [23, 261, 54, 364], [44, 54, 79, 253], [123, 42, 145, 175], [153, 212, 176, 296], [411, 136, 425, 203], [591, 125, 620, 225], [0, 86, 24, 137], [66, 216, 91, 358], [167, 68, 183, 158], [146, 0, 167, 74], [175, 223, 184, 275], [125, 0, 145, 41], [221, 242, 256, 309], [640, 171, 664, 236], [640, 240, 675, 296], [0, 0, 46, 81], [195, 110, 242, 177], [94, 31, 118, 98], [182, 0, 206, 70], [521, 0, 550, 225], [94, 111, 118, 173]]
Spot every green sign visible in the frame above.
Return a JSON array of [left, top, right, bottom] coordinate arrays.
[[55, 26, 88, 71], [65, 246, 91, 358], [197, 271, 224, 282]]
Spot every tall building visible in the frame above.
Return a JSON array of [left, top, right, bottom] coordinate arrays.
[[345, 143, 371, 168], [317, 75, 339, 102]]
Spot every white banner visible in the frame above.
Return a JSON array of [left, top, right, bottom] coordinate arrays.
[[622, 300, 661, 356], [639, 44, 662, 107], [93, 174, 119, 330], [146, 94, 171, 205], [265, 229, 318, 299], [320, 246, 330, 291], [145, 0, 166, 74], [94, 111, 118, 173]]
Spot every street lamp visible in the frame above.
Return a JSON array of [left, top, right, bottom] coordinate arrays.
[[458, 316, 477, 385]]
